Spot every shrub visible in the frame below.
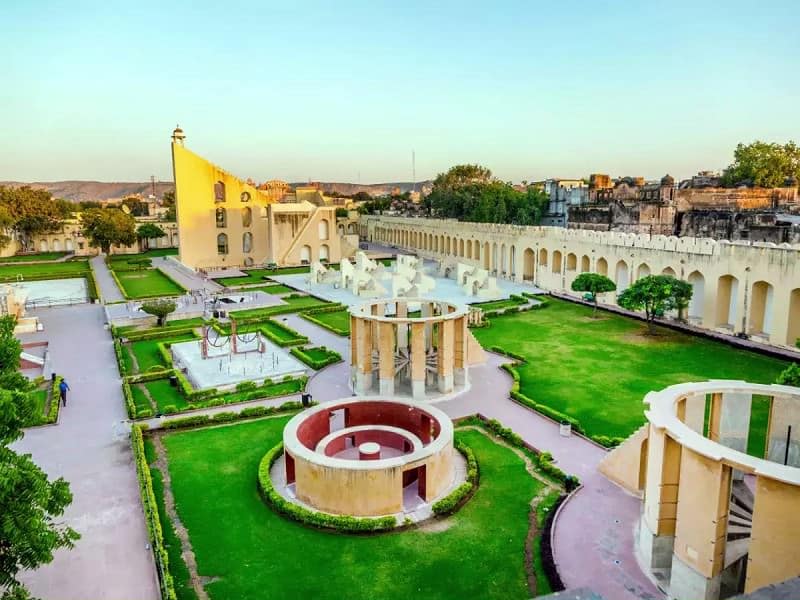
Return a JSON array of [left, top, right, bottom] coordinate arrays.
[[432, 440, 478, 515], [257, 443, 396, 532], [235, 381, 258, 392], [290, 346, 342, 370]]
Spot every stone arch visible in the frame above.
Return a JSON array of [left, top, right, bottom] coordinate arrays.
[[473, 241, 480, 260], [539, 248, 548, 267], [596, 257, 608, 276], [242, 206, 252, 227], [347, 223, 356, 234], [566, 252, 577, 271], [39, 239, 48, 252], [319, 244, 330, 262], [214, 180, 226, 202], [65, 238, 74, 252], [749, 280, 774, 335], [615, 260, 629, 291], [662, 266, 676, 277], [716, 275, 739, 328], [215, 207, 227, 228], [580, 254, 590, 272], [446, 236, 451, 255], [787, 288, 800, 347], [523, 248, 535, 281], [636, 263, 651, 280], [458, 238, 464, 257], [216, 233, 228, 255], [300, 245, 311, 264], [687, 271, 705, 321], [242, 231, 253, 253], [337, 223, 345, 236], [483, 242, 490, 269], [552, 250, 563, 274], [500, 243, 507, 273]]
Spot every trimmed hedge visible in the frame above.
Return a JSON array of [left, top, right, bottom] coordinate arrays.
[[431, 439, 478, 515], [289, 345, 342, 370], [257, 442, 397, 532], [160, 401, 306, 430], [45, 375, 63, 424], [131, 425, 177, 600], [113, 337, 129, 376], [231, 300, 342, 325], [123, 325, 198, 342]]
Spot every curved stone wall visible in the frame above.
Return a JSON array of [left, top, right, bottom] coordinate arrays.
[[282, 398, 454, 517], [350, 298, 470, 399]]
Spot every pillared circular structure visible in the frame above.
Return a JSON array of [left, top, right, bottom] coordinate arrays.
[[349, 298, 471, 400], [281, 397, 455, 517]]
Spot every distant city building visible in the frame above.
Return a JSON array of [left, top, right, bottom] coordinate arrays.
[[539, 178, 589, 227]]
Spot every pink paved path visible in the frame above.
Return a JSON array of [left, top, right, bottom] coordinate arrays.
[[297, 313, 661, 600]]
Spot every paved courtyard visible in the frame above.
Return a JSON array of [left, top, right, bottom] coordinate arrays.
[[13, 304, 159, 600]]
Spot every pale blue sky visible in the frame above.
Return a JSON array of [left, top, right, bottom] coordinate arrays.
[[1, 0, 798, 184]]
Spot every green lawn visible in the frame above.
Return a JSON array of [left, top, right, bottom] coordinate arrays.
[[302, 347, 336, 362], [0, 260, 89, 281], [109, 248, 178, 267], [217, 267, 311, 287], [302, 308, 351, 334], [117, 317, 205, 336], [145, 379, 189, 414], [24, 389, 50, 426], [156, 420, 542, 600], [115, 269, 185, 299], [129, 333, 197, 373], [0, 252, 67, 263], [473, 298, 789, 443], [230, 296, 330, 319], [471, 296, 528, 311], [131, 384, 154, 415]]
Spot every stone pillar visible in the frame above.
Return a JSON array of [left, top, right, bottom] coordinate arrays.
[[453, 316, 467, 386], [437, 318, 454, 393], [669, 448, 732, 600], [640, 426, 682, 571], [708, 392, 723, 442], [422, 302, 433, 350], [744, 475, 800, 592], [396, 301, 408, 349], [349, 315, 358, 385], [766, 394, 800, 466], [355, 317, 373, 394], [378, 321, 395, 395], [410, 322, 426, 400]]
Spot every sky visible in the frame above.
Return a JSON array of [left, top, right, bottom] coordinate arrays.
[[1, 0, 799, 184]]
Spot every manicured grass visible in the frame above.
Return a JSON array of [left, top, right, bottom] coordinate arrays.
[[231, 296, 331, 319], [158, 420, 542, 600], [26, 389, 49, 425], [217, 266, 311, 286], [259, 284, 295, 295], [145, 379, 190, 414], [115, 268, 185, 299], [302, 347, 335, 362], [0, 252, 67, 263], [470, 296, 528, 311], [129, 333, 197, 373], [0, 259, 89, 281], [473, 298, 789, 442], [303, 307, 351, 334], [131, 384, 154, 415], [117, 317, 204, 336]]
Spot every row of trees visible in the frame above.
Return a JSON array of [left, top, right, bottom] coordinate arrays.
[[426, 164, 549, 225], [571, 272, 692, 334], [0, 186, 170, 254], [0, 316, 79, 599], [722, 140, 800, 188]]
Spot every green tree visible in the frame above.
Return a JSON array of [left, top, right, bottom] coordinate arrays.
[[161, 190, 175, 207], [335, 207, 348, 218], [135, 223, 166, 251], [140, 298, 177, 326], [617, 275, 693, 334], [80, 208, 136, 254], [121, 197, 149, 217], [670, 278, 694, 322], [722, 140, 800, 188], [0, 315, 79, 599], [776, 363, 800, 387], [0, 186, 65, 251], [570, 273, 616, 317]]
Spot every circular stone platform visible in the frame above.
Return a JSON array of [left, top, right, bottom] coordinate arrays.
[[271, 397, 468, 521]]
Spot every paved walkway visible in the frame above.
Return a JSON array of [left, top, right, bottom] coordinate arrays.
[[13, 304, 159, 600], [89, 255, 125, 303], [153, 257, 222, 294]]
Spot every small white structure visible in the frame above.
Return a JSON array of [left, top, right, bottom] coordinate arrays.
[[454, 263, 501, 299]]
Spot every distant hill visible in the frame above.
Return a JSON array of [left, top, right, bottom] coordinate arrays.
[[0, 179, 433, 202]]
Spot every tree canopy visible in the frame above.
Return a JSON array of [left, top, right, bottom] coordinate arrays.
[[426, 164, 548, 225], [570, 273, 616, 316], [0, 315, 79, 599], [136, 223, 166, 250], [80, 208, 136, 253], [0, 186, 65, 250], [140, 298, 177, 326], [617, 275, 692, 334], [722, 140, 800, 188]]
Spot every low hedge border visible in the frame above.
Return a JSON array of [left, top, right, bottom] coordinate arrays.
[[289, 345, 343, 370], [111, 266, 187, 300], [298, 304, 351, 336], [431, 439, 479, 515], [212, 320, 308, 348], [114, 337, 129, 376], [42, 375, 63, 425], [159, 400, 307, 430], [539, 493, 567, 593], [131, 425, 178, 600], [230, 300, 342, 325], [257, 442, 397, 532], [122, 325, 199, 342], [490, 346, 623, 449], [1, 268, 98, 301]]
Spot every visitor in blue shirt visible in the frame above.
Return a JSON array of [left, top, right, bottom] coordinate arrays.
[[59, 378, 70, 407]]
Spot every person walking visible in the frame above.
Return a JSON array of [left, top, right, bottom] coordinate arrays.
[[59, 378, 70, 407]]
